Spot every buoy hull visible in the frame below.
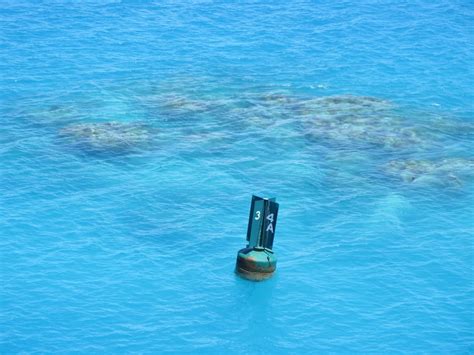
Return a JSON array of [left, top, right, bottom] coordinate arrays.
[[235, 247, 277, 281]]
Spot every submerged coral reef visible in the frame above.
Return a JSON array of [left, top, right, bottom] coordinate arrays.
[[46, 87, 472, 189], [384, 158, 474, 187], [297, 95, 427, 149], [59, 122, 153, 153]]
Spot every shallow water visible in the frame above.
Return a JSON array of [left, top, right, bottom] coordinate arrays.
[[1, 1, 473, 353]]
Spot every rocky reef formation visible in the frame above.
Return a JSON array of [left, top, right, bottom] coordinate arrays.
[[384, 158, 474, 187], [299, 95, 393, 116], [47, 87, 472, 190], [139, 93, 214, 116], [18, 103, 80, 127], [59, 121, 153, 153], [297, 95, 427, 149], [160, 94, 211, 113]]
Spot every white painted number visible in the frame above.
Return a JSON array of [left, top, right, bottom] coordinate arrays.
[[266, 213, 274, 233], [255, 211, 261, 220]]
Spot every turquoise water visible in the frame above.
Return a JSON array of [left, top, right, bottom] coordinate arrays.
[[1, 1, 473, 353]]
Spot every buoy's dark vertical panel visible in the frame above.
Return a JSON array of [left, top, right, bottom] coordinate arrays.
[[246, 195, 264, 248], [262, 199, 279, 250], [246, 195, 279, 250], [246, 195, 258, 242]]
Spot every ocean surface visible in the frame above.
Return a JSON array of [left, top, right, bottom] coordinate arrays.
[[1, 1, 473, 353]]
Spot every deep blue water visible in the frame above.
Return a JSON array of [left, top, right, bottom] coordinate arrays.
[[1, 1, 473, 353]]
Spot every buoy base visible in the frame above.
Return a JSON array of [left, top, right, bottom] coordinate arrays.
[[235, 247, 277, 281]]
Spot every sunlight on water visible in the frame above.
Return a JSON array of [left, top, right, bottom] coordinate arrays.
[[1, 1, 473, 353]]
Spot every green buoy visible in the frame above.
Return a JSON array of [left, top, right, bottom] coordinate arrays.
[[235, 195, 279, 281]]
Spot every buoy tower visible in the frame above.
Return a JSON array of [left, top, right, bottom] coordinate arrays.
[[235, 195, 279, 281]]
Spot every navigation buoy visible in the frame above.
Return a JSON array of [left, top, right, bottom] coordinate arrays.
[[235, 195, 279, 281]]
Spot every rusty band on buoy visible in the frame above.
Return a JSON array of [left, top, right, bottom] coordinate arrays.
[[235, 247, 277, 281]]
